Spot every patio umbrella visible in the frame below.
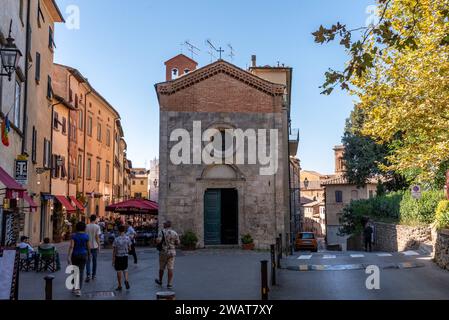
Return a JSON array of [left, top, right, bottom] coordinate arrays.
[[105, 198, 158, 215]]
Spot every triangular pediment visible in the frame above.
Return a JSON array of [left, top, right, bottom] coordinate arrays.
[[156, 59, 285, 97]]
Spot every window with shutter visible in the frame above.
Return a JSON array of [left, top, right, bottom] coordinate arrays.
[[48, 27, 55, 50], [35, 52, 41, 82], [62, 117, 67, 134], [32, 127, 37, 163], [53, 112, 59, 129], [61, 157, 67, 178], [47, 75, 52, 99]]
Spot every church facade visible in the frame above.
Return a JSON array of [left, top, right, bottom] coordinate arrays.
[[155, 54, 293, 249]]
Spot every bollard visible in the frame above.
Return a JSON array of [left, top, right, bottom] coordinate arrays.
[[260, 260, 268, 300], [44, 275, 55, 300], [157, 291, 176, 300], [270, 244, 276, 285]]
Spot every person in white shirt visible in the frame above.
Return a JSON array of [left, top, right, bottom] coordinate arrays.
[[85, 215, 101, 282], [126, 220, 138, 264]]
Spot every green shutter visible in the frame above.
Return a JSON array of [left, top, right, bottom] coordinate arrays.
[[204, 190, 221, 245]]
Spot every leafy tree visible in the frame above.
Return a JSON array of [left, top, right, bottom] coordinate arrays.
[[313, 0, 449, 184], [342, 105, 408, 190]]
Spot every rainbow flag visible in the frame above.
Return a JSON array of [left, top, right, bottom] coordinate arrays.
[[1, 115, 11, 147]]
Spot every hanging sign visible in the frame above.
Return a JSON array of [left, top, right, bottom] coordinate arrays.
[[14, 159, 28, 185]]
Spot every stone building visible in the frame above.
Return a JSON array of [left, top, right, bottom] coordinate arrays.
[[149, 158, 159, 202], [155, 54, 294, 249]]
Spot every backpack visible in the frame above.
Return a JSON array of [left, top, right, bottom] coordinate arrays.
[[156, 230, 165, 252]]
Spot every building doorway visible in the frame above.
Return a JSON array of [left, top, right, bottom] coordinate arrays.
[[204, 188, 238, 245]]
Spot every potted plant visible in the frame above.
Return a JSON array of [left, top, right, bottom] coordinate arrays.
[[241, 234, 255, 250], [180, 230, 198, 250]]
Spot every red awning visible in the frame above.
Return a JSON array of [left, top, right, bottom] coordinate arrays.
[[0, 166, 25, 199], [70, 196, 85, 212], [54, 195, 76, 212], [23, 192, 38, 212], [105, 198, 158, 215]]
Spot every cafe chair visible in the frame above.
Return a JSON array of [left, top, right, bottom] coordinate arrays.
[[17, 247, 34, 272], [36, 247, 57, 273]]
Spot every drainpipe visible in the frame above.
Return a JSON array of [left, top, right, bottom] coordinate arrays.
[[82, 90, 92, 196], [21, 0, 31, 154], [67, 74, 73, 197]]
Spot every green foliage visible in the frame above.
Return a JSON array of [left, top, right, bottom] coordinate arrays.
[[241, 234, 253, 244], [342, 105, 408, 190], [399, 190, 445, 225], [180, 230, 198, 247], [433, 161, 449, 190], [339, 189, 444, 235], [435, 200, 449, 229]]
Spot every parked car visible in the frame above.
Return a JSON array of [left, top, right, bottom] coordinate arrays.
[[295, 232, 318, 252]]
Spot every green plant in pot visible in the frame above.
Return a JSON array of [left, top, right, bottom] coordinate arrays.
[[241, 234, 254, 250], [180, 230, 198, 250]]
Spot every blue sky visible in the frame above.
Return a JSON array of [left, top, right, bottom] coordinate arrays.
[[54, 0, 373, 173]]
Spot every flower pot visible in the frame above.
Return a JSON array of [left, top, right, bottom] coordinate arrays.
[[242, 243, 255, 250]]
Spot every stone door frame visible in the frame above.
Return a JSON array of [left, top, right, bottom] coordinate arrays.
[[196, 179, 245, 248]]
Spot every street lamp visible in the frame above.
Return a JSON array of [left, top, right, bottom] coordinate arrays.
[[303, 177, 309, 189], [0, 20, 22, 81]]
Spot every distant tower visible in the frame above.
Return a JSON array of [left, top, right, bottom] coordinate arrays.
[[164, 54, 198, 81], [334, 145, 346, 174]]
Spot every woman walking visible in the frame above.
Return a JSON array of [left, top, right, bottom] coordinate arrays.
[[67, 221, 91, 297]]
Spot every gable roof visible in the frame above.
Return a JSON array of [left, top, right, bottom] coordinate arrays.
[[321, 174, 379, 186], [156, 59, 286, 97], [164, 54, 198, 66]]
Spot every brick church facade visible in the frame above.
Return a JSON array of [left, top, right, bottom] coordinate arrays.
[[155, 54, 293, 249]]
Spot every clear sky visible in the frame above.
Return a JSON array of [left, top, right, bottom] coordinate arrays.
[[54, 0, 373, 173]]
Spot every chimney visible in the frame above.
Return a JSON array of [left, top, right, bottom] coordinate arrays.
[[251, 55, 257, 67]]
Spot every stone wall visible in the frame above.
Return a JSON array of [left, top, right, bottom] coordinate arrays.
[[347, 221, 432, 252], [434, 229, 449, 271], [372, 222, 432, 252]]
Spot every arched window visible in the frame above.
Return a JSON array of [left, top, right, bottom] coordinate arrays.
[[184, 68, 190, 74], [172, 68, 179, 79]]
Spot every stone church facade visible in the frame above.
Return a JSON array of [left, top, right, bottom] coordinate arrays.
[[155, 54, 292, 249]]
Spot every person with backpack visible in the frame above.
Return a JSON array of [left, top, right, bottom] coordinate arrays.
[[155, 221, 179, 290], [112, 225, 132, 291], [67, 222, 91, 297], [126, 220, 138, 264]]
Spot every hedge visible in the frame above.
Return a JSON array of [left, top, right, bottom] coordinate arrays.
[[435, 200, 449, 229], [339, 190, 445, 235]]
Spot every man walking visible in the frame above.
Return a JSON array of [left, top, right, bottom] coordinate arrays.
[[155, 221, 179, 290], [112, 225, 132, 291], [86, 215, 101, 282], [126, 220, 138, 264], [364, 220, 374, 252]]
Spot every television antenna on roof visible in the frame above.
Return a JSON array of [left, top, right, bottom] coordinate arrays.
[[205, 39, 224, 61], [227, 44, 235, 61], [182, 40, 200, 59]]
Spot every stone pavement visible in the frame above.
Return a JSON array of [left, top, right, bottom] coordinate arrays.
[[18, 242, 270, 300], [270, 249, 449, 299]]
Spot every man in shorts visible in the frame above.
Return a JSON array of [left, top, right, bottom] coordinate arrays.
[[112, 225, 132, 291], [155, 220, 179, 289]]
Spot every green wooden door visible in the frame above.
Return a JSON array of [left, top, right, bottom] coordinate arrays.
[[204, 189, 221, 245]]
